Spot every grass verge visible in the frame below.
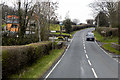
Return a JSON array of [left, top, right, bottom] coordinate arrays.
[[94, 31, 119, 55], [10, 48, 65, 78], [94, 31, 118, 43], [102, 44, 119, 55]]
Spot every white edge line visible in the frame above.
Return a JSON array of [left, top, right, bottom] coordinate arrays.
[[45, 34, 75, 79], [45, 45, 68, 79], [88, 60, 92, 66], [92, 68, 98, 78], [95, 41, 120, 63]]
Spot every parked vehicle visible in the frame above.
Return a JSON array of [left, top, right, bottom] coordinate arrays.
[[86, 32, 95, 41]]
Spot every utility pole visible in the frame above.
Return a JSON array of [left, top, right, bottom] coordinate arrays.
[[0, 4, 2, 80], [97, 14, 99, 27], [37, 2, 41, 42], [118, 1, 120, 45]]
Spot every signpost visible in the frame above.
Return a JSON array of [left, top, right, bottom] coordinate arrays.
[[59, 22, 63, 36], [51, 31, 56, 49]]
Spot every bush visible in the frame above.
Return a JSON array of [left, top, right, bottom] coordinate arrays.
[[2, 34, 39, 46], [63, 19, 72, 34], [72, 24, 95, 32], [96, 27, 118, 37], [2, 41, 52, 78]]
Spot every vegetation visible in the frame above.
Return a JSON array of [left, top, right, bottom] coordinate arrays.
[[95, 12, 109, 27], [102, 44, 119, 55], [94, 31, 119, 55], [63, 19, 72, 34], [94, 31, 118, 43], [10, 48, 65, 78], [2, 41, 52, 78], [50, 24, 64, 31]]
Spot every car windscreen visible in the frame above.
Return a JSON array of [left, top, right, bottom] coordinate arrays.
[[88, 33, 94, 36]]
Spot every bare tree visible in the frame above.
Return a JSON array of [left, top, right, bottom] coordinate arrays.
[[72, 19, 80, 25], [89, 0, 118, 27], [17, 0, 35, 38], [34, 0, 58, 41]]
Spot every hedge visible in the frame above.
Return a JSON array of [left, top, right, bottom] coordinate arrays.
[[72, 24, 95, 32], [2, 41, 53, 78], [96, 27, 118, 37]]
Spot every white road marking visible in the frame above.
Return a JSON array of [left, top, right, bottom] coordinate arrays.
[[45, 32, 76, 79], [83, 44, 85, 47], [92, 68, 98, 78], [84, 47, 86, 50], [88, 60, 92, 66], [83, 41, 85, 44], [44, 59, 61, 80], [95, 41, 120, 63], [86, 54, 89, 59], [84, 50, 87, 53]]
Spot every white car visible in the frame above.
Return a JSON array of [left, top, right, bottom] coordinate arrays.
[[86, 32, 95, 41]]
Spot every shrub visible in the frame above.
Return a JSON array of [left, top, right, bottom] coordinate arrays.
[[96, 27, 118, 37], [63, 19, 72, 34], [2, 41, 52, 78]]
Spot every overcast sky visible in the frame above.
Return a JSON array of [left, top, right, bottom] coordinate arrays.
[[55, 0, 95, 23], [1, 0, 95, 23]]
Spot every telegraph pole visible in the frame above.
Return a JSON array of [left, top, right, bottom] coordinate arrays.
[[118, 1, 120, 45], [0, 4, 2, 80], [97, 14, 99, 28]]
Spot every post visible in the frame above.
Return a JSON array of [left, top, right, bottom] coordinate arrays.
[[118, 1, 120, 79], [118, 1, 120, 45], [0, 4, 2, 79], [60, 25, 62, 36], [97, 14, 99, 28], [59, 22, 63, 36]]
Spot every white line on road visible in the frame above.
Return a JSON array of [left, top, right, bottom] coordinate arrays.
[[86, 54, 88, 59], [83, 41, 85, 44], [45, 44, 69, 79], [95, 41, 120, 63], [84, 46, 86, 50], [45, 33, 76, 79], [84, 50, 87, 53], [44, 59, 61, 80], [83, 44, 85, 47], [92, 68, 98, 78], [88, 60, 92, 66]]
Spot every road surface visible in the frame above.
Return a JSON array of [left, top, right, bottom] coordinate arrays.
[[44, 28, 119, 79]]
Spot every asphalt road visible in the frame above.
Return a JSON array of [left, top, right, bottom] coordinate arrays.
[[44, 28, 119, 79]]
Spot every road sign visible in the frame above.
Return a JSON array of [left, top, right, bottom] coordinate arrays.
[[59, 22, 63, 26], [51, 31, 56, 33]]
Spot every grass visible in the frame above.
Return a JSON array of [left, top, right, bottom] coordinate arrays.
[[102, 44, 120, 55], [94, 31, 119, 55], [50, 24, 64, 31], [51, 32, 70, 36], [94, 31, 118, 43], [10, 48, 65, 78]]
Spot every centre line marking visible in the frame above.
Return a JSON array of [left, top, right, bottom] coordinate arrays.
[[84, 47, 86, 49], [86, 54, 88, 59], [84, 50, 86, 53], [92, 68, 98, 78], [83, 41, 85, 44], [83, 44, 85, 47], [88, 60, 92, 66]]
